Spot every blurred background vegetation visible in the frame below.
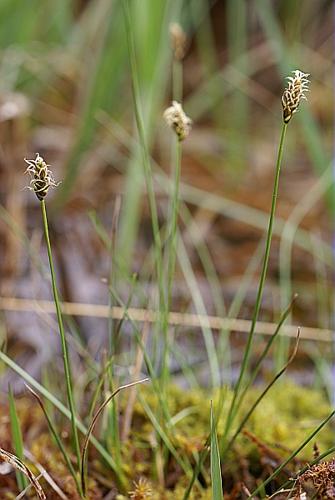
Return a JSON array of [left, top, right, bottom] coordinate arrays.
[[0, 0, 333, 403], [0, 0, 334, 497]]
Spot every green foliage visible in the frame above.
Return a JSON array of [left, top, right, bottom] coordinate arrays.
[[210, 403, 223, 500], [8, 386, 28, 491]]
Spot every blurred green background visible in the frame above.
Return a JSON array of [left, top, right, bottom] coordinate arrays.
[[0, 0, 333, 381]]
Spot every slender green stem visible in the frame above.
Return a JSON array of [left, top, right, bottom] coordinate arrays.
[[172, 59, 183, 102], [40, 200, 81, 469], [225, 294, 297, 436], [167, 143, 182, 281], [226, 329, 299, 452], [222, 122, 288, 446], [160, 43, 184, 387], [161, 139, 182, 385]]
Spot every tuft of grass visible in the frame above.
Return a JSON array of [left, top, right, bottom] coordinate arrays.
[[25, 383, 82, 496], [0, 350, 122, 476]]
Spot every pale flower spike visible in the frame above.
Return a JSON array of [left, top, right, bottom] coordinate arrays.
[[281, 69, 310, 123], [24, 154, 60, 201], [163, 101, 192, 141]]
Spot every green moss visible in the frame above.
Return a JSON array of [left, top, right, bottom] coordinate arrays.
[[125, 380, 333, 497], [3, 381, 332, 498]]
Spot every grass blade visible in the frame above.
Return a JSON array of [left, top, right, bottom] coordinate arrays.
[[225, 328, 300, 453], [0, 350, 120, 477], [229, 294, 298, 427], [0, 448, 45, 500], [24, 384, 82, 496], [249, 407, 335, 498], [80, 378, 149, 497], [8, 385, 28, 491], [210, 402, 224, 500]]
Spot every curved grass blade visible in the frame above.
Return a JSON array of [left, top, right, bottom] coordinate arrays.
[[0, 448, 46, 500], [25, 384, 82, 496], [80, 378, 149, 497], [0, 351, 122, 480]]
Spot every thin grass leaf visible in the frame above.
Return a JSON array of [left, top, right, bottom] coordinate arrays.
[[184, 322, 299, 499], [0, 350, 122, 480], [54, 0, 127, 209], [95, 107, 334, 268], [178, 182, 333, 268], [183, 434, 211, 500], [8, 386, 28, 491], [107, 287, 173, 425], [80, 378, 149, 497], [228, 294, 298, 428], [23, 449, 68, 500], [178, 236, 220, 387], [24, 384, 82, 496], [122, 0, 164, 290], [118, 0, 180, 269], [225, 328, 300, 452], [0, 448, 45, 500], [279, 445, 335, 493], [87, 357, 114, 423], [277, 166, 333, 368], [121, 322, 149, 442], [138, 393, 195, 483], [248, 408, 335, 498], [210, 402, 224, 500]]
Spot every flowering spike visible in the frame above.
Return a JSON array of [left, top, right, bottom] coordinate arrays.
[[163, 101, 192, 141], [24, 154, 60, 200], [281, 70, 310, 123], [169, 22, 187, 61]]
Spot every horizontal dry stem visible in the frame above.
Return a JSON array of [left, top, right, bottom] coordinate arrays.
[[0, 296, 331, 342]]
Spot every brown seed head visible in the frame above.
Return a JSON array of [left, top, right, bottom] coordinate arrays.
[[169, 22, 187, 61], [281, 70, 309, 123], [163, 100, 192, 141], [24, 154, 60, 200]]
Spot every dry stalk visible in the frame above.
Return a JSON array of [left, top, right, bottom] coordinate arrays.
[[0, 448, 46, 500]]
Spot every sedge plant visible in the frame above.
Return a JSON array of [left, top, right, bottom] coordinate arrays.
[[24, 154, 83, 495], [163, 100, 191, 385], [221, 70, 310, 450], [159, 22, 188, 387]]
